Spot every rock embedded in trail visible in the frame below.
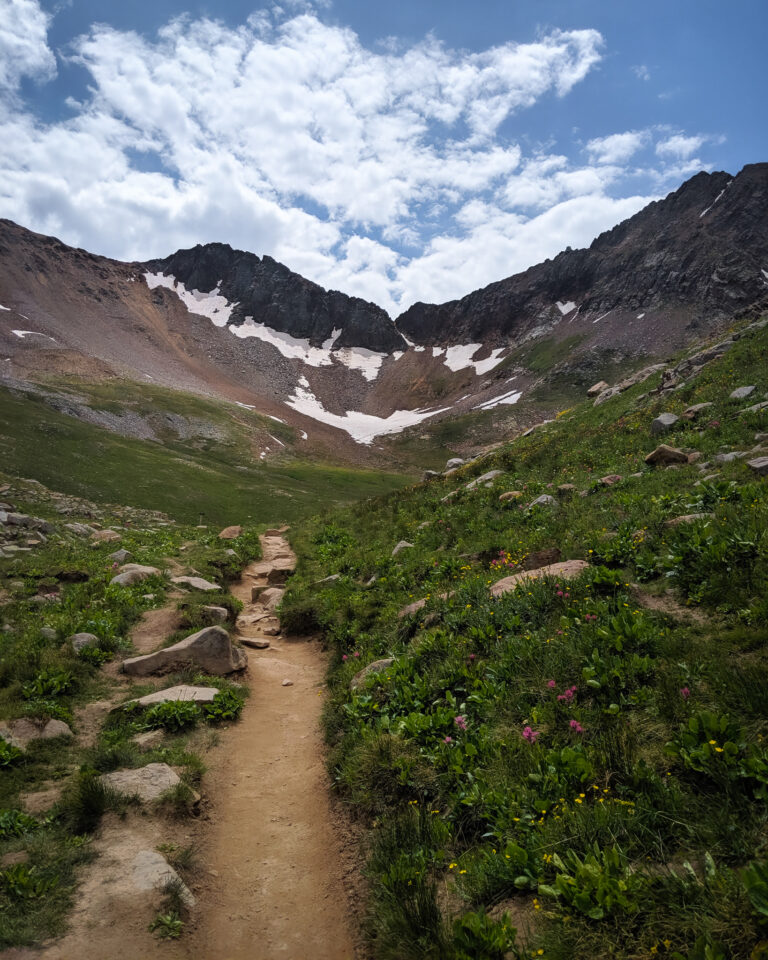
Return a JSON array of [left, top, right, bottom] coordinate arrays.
[[99, 763, 180, 802], [171, 575, 221, 591], [392, 540, 414, 557], [132, 849, 195, 907], [282, 679, 294, 687], [651, 413, 679, 436], [242, 638, 270, 649], [490, 559, 590, 598], [218, 525, 242, 539], [645, 444, 688, 466], [351, 658, 395, 691], [122, 626, 247, 676]]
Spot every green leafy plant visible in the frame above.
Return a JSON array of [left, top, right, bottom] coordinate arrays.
[[0, 809, 38, 838], [143, 700, 201, 732], [1, 864, 58, 899], [148, 910, 184, 939], [0, 740, 24, 767], [201, 688, 245, 722], [538, 843, 648, 919], [21, 669, 74, 700], [450, 910, 517, 959]]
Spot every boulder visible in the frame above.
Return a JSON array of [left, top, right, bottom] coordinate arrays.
[[91, 529, 121, 543], [730, 385, 756, 400], [68, 632, 99, 652], [490, 560, 590, 598], [171, 575, 221, 591], [218, 525, 242, 539], [651, 413, 679, 436], [350, 658, 395, 691], [107, 548, 132, 564], [465, 470, 503, 490], [499, 490, 523, 501], [748, 457, 768, 476], [645, 444, 688, 466], [664, 513, 715, 528], [587, 380, 609, 397], [0, 718, 73, 750], [528, 494, 558, 509], [110, 564, 160, 586], [124, 685, 220, 709], [122, 626, 247, 676], [200, 605, 229, 624], [445, 458, 465, 471], [392, 540, 414, 557], [100, 763, 180, 802], [257, 587, 284, 612], [683, 402, 714, 420]]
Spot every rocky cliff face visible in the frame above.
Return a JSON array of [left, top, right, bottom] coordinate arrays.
[[144, 244, 406, 353], [396, 163, 768, 347]]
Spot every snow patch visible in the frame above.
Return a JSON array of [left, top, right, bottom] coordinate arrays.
[[637, 312, 645, 320], [268, 434, 285, 447], [699, 181, 731, 218], [285, 381, 450, 444], [474, 388, 523, 411], [413, 345, 426, 352], [144, 272, 236, 327], [235, 401, 256, 410], [0, 304, 10, 312], [300, 430, 308, 440], [593, 311, 611, 324], [11, 330, 57, 342], [392, 351, 404, 361], [268, 414, 285, 423], [556, 301, 577, 315], [432, 346, 445, 358], [335, 346, 386, 382]]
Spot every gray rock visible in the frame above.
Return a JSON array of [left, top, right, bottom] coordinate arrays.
[[91, 529, 121, 543], [132, 729, 165, 751], [242, 638, 270, 649], [64, 522, 95, 537], [422, 470, 441, 482], [587, 380, 609, 397], [351, 658, 395, 691], [200, 605, 229, 624], [645, 444, 688, 466], [664, 513, 715, 528], [68, 632, 99, 652], [742, 400, 768, 414], [714, 451, 748, 464], [171, 575, 221, 591], [110, 564, 160, 586], [257, 587, 285, 612], [314, 574, 340, 586], [445, 458, 465, 471], [651, 413, 679, 436], [0, 718, 73, 750], [730, 385, 756, 400], [465, 469, 504, 490], [131, 849, 195, 907], [392, 540, 414, 557], [122, 626, 247, 676], [748, 457, 768, 476], [528, 494, 558, 509], [40, 627, 57, 641], [124, 685, 220, 709], [108, 548, 132, 564], [100, 763, 180, 802], [683, 402, 714, 420]]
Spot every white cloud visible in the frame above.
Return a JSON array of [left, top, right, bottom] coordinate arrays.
[[0, 0, 56, 92], [632, 64, 650, 81], [0, 6, 718, 316], [655, 133, 705, 159], [586, 130, 648, 165]]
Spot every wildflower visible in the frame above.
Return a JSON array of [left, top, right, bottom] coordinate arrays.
[[443, 736, 453, 744], [680, 686, 690, 700], [547, 679, 556, 689], [569, 719, 584, 734], [708, 739, 717, 745], [448, 862, 457, 870], [353, 651, 360, 658], [342, 654, 348, 662], [459, 869, 467, 874], [468, 653, 476, 661], [556, 590, 563, 597], [454, 715, 468, 731], [522, 726, 541, 743]]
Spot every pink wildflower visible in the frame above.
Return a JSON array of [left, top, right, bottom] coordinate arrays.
[[680, 686, 690, 700], [342, 655, 348, 662], [468, 654, 476, 661], [569, 719, 584, 734], [522, 726, 541, 743], [454, 715, 468, 731], [557, 590, 564, 597], [353, 651, 360, 658], [547, 679, 556, 689], [444, 736, 453, 744]]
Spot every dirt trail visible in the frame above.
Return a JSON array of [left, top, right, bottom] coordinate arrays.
[[180, 532, 357, 960]]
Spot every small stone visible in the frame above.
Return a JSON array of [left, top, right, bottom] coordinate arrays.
[[131, 849, 195, 907], [664, 513, 715, 528], [645, 444, 688, 466], [282, 679, 293, 686], [0, 718, 73, 750], [730, 385, 756, 400], [108, 548, 132, 564], [110, 564, 160, 586], [1, 851, 30, 868], [422, 470, 441, 482], [91, 529, 121, 543], [682, 402, 714, 420], [742, 400, 768, 414], [651, 413, 679, 436], [687, 452, 703, 463], [714, 451, 748, 464], [491, 560, 590, 599], [242, 638, 270, 649], [445, 458, 465, 471], [598, 474, 623, 486], [200, 605, 229, 624], [465, 470, 504, 490], [132, 729, 165, 751], [218, 525, 242, 539], [391, 540, 414, 557], [528, 494, 558, 509], [748, 457, 768, 476]]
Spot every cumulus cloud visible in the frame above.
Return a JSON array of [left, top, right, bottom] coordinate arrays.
[[656, 133, 706, 158], [0, 0, 57, 92], [0, 3, 719, 315]]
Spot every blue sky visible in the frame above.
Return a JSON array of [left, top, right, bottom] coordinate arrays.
[[1, 0, 765, 315]]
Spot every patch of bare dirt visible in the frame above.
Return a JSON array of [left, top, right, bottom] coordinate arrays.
[[630, 585, 711, 625]]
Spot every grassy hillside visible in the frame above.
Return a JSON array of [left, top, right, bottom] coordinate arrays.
[[0, 381, 408, 525], [283, 319, 768, 959]]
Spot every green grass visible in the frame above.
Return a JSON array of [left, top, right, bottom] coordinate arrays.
[[0, 383, 408, 525], [283, 319, 768, 959]]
